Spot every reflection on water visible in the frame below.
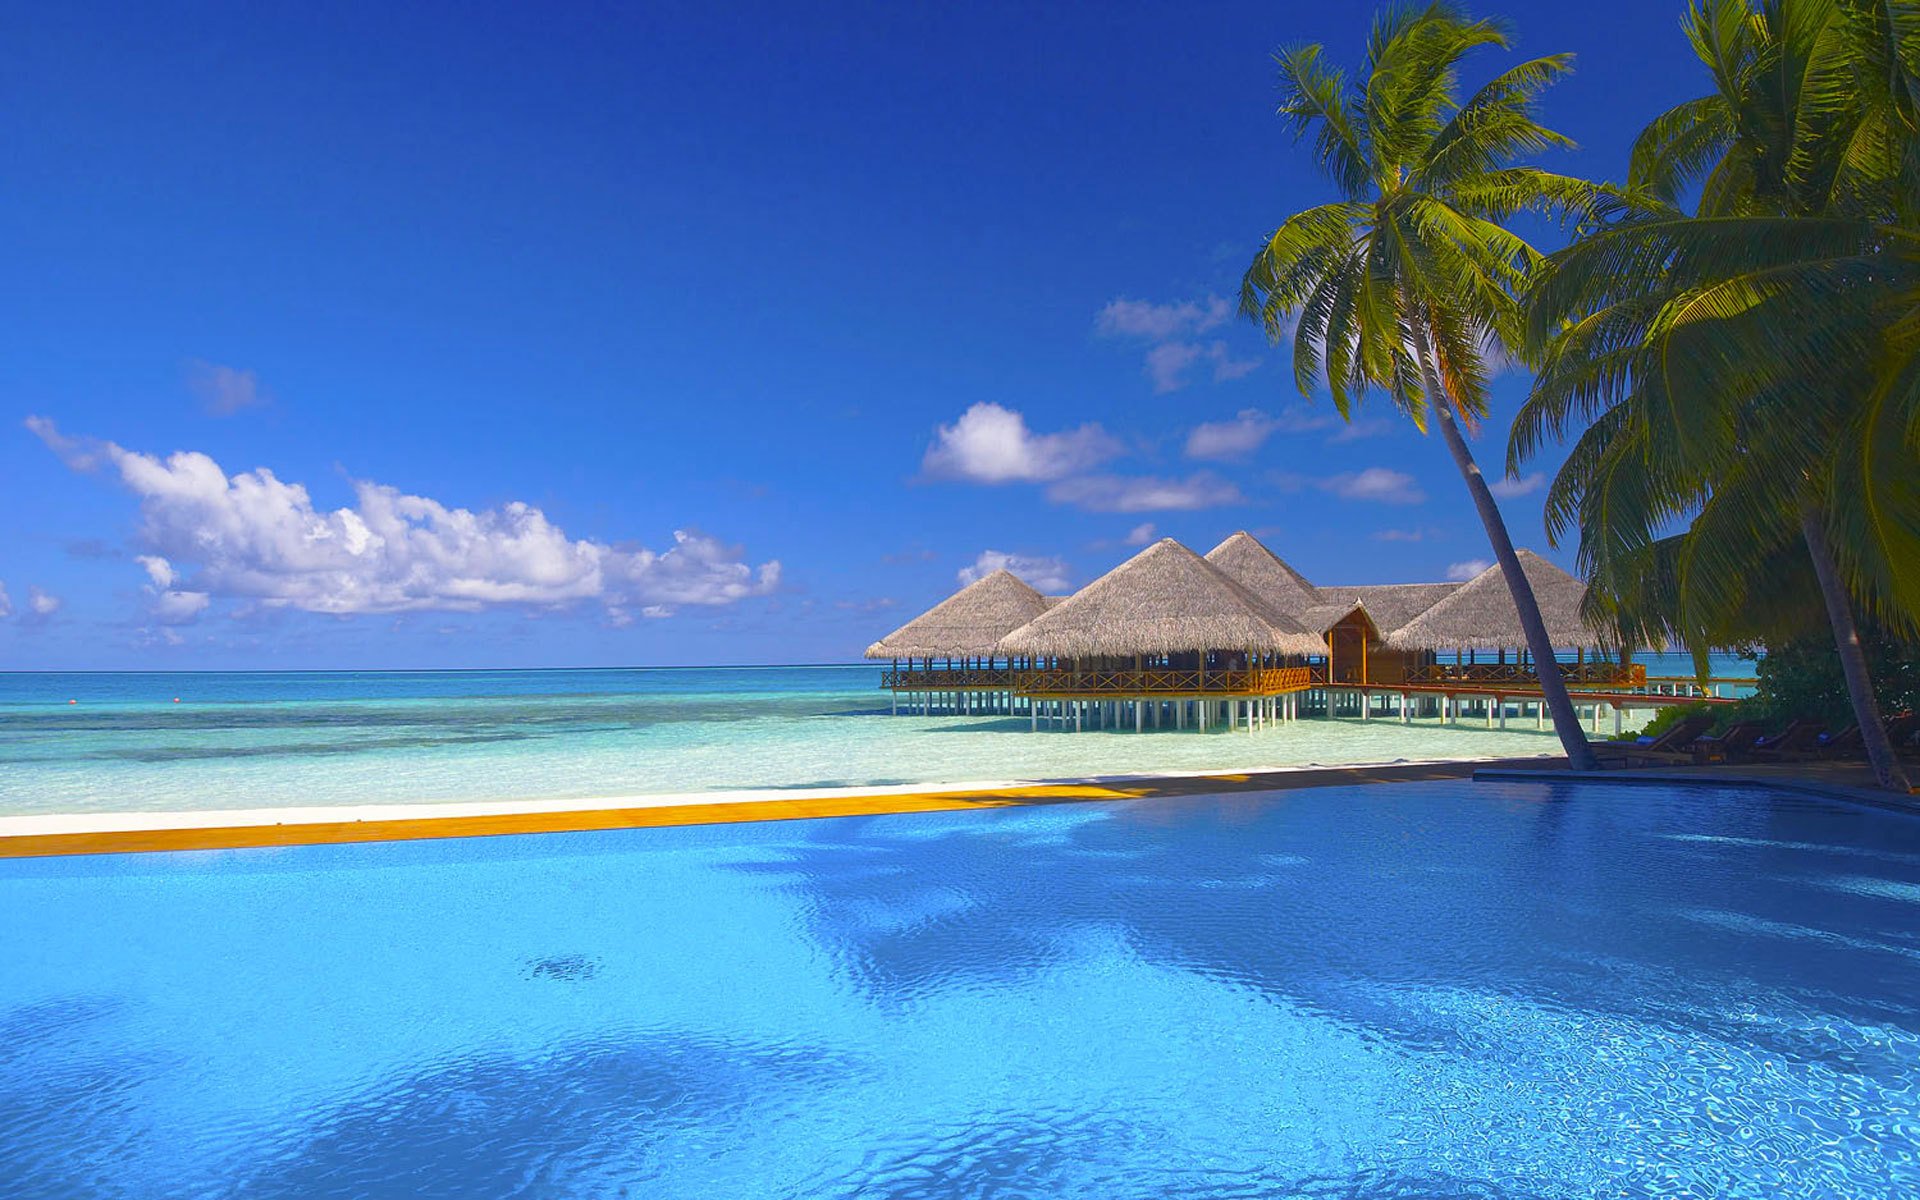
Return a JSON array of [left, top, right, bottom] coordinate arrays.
[[1, 779, 1915, 1198]]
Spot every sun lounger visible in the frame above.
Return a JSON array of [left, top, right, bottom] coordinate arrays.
[[1747, 718, 1827, 762], [1687, 721, 1765, 764], [1592, 713, 1716, 766], [1812, 724, 1861, 760]]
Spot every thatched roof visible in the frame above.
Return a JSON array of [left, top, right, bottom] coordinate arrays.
[[1204, 531, 1319, 616], [1384, 550, 1606, 650], [998, 539, 1326, 658], [864, 570, 1052, 659], [1313, 582, 1459, 634], [1297, 600, 1372, 635]]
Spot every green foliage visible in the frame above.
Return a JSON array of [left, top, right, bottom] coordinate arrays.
[[1240, 1, 1617, 430], [1513, 0, 1920, 653], [1614, 700, 1714, 741], [1736, 627, 1920, 729]]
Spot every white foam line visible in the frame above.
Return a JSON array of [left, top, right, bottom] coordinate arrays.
[[0, 752, 1559, 839]]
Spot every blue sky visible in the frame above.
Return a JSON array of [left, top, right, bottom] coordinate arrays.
[[1, 1, 1707, 669]]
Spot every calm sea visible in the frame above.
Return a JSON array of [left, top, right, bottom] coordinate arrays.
[[0, 656, 1755, 816]]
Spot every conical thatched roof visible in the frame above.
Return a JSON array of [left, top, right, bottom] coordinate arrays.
[[1313, 582, 1459, 634], [998, 539, 1326, 658], [1384, 550, 1604, 650], [864, 570, 1052, 659], [1204, 531, 1319, 616]]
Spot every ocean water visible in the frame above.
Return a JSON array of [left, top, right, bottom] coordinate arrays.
[[0, 658, 1754, 816], [2, 778, 1913, 1198]]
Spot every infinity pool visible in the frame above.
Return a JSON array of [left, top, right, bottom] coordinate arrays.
[[4, 780, 1917, 1198]]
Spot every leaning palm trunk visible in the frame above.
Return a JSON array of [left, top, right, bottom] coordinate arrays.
[[1800, 509, 1912, 792], [1413, 326, 1599, 771]]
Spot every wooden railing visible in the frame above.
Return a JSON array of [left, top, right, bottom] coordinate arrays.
[[882, 668, 1018, 690], [1402, 662, 1646, 688], [1014, 666, 1314, 697]]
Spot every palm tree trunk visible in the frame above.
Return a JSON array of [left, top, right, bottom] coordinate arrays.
[[1409, 325, 1598, 770], [1799, 508, 1912, 792]]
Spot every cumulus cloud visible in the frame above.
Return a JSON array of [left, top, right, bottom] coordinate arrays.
[[1124, 522, 1157, 546], [187, 360, 269, 415], [1094, 297, 1230, 340], [1321, 467, 1427, 505], [921, 403, 1119, 484], [1447, 559, 1492, 581], [1488, 471, 1546, 499], [959, 550, 1072, 594], [1046, 473, 1243, 513], [28, 418, 781, 622]]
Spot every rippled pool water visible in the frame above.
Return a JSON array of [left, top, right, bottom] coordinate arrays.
[[4, 779, 1916, 1198]]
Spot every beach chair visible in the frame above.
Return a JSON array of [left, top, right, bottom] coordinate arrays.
[[1812, 724, 1861, 760], [1688, 721, 1765, 764], [1747, 718, 1827, 762], [1592, 713, 1715, 766]]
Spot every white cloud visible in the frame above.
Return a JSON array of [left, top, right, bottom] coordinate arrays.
[[28, 418, 781, 621], [959, 550, 1072, 593], [1146, 340, 1260, 393], [1145, 342, 1205, 393], [1124, 522, 1156, 546], [187, 360, 268, 415], [1447, 559, 1492, 581], [152, 589, 212, 624], [1322, 467, 1427, 505], [1186, 409, 1280, 459], [1372, 528, 1425, 542], [132, 554, 210, 624], [1328, 417, 1396, 442], [1094, 296, 1230, 341], [23, 586, 61, 624], [0, 581, 10, 618], [921, 403, 1120, 484], [1489, 471, 1546, 499], [135, 555, 175, 588], [1098, 297, 1259, 393], [1046, 473, 1243, 513]]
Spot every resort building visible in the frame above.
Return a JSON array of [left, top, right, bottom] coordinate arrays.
[[869, 531, 1648, 733]]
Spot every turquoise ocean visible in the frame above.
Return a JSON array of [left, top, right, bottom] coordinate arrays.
[[0, 656, 1756, 816]]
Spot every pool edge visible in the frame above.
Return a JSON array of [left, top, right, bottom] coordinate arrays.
[[0, 759, 1529, 858]]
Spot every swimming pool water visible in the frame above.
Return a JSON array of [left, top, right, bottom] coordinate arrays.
[[4, 778, 1913, 1198]]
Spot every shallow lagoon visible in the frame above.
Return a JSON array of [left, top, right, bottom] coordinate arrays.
[[0, 665, 1635, 814]]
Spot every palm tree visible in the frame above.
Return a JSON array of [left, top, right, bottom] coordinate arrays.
[[1240, 2, 1610, 770], [1515, 0, 1920, 790]]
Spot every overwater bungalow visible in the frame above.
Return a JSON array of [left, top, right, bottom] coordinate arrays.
[[996, 539, 1325, 731], [865, 568, 1052, 716], [875, 532, 1649, 733]]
